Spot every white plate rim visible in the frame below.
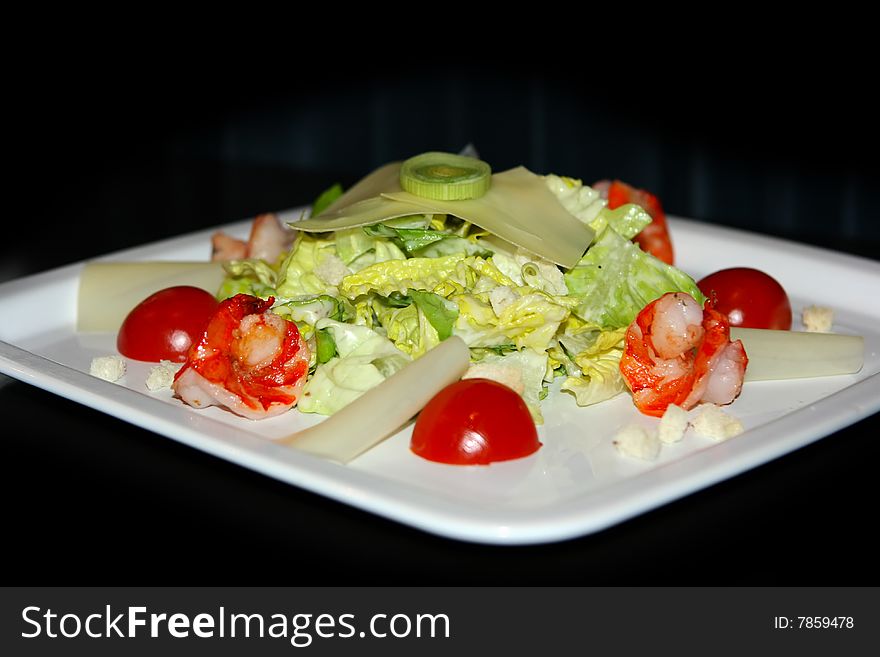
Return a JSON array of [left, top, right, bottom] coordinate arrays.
[[1, 216, 879, 544]]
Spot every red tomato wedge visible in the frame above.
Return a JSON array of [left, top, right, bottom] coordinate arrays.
[[697, 268, 792, 330], [117, 286, 219, 362], [410, 379, 540, 465], [604, 180, 675, 265]]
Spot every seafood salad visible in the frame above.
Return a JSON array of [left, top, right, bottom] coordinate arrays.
[[172, 151, 738, 426]]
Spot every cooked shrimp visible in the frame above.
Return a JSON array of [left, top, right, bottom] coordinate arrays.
[[619, 292, 747, 416], [211, 213, 295, 263], [682, 307, 748, 408], [211, 232, 247, 261], [246, 213, 296, 263], [172, 294, 310, 419]]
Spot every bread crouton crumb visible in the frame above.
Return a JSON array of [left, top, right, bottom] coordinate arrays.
[[692, 404, 744, 441], [89, 355, 126, 382], [613, 425, 661, 461], [146, 360, 184, 391], [658, 403, 690, 444], [802, 305, 834, 333]]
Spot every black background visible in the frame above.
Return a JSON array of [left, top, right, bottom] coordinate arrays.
[[5, 34, 879, 587]]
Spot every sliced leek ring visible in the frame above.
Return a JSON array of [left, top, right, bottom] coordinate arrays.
[[400, 151, 491, 201]]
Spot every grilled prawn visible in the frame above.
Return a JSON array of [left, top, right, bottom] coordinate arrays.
[[211, 213, 295, 263], [619, 292, 747, 416], [172, 294, 310, 419]]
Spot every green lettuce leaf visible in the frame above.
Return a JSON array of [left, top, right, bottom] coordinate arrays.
[[411, 236, 492, 259], [464, 348, 550, 423], [334, 227, 376, 265], [490, 250, 568, 295], [314, 328, 337, 364], [372, 290, 459, 357], [559, 327, 628, 407], [298, 319, 411, 415], [311, 183, 344, 217], [544, 174, 607, 226], [339, 255, 476, 299], [217, 259, 277, 300], [374, 301, 439, 358], [272, 295, 343, 325], [544, 175, 651, 239], [409, 289, 458, 341], [333, 225, 409, 273], [564, 227, 704, 329], [360, 219, 492, 260], [275, 234, 349, 297], [561, 350, 627, 407], [453, 291, 572, 353], [362, 223, 448, 253], [589, 204, 652, 240]]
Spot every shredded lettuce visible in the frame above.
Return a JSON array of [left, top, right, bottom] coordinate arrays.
[[232, 171, 710, 420], [409, 290, 458, 341], [339, 250, 520, 301], [273, 295, 343, 325], [564, 227, 704, 329], [558, 327, 628, 407], [314, 328, 337, 364], [374, 301, 439, 358], [589, 204, 652, 240], [412, 236, 492, 259], [545, 174, 606, 226], [217, 259, 277, 300], [276, 235, 348, 297], [362, 223, 450, 254], [369, 290, 459, 357], [298, 319, 411, 415], [561, 350, 627, 407], [454, 291, 573, 353], [490, 250, 568, 296]]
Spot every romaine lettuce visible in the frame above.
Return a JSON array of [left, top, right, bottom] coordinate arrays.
[[340, 255, 474, 299], [298, 319, 411, 415], [559, 327, 628, 407], [544, 174, 606, 226], [272, 295, 342, 326], [564, 227, 704, 329], [276, 234, 348, 297], [464, 348, 550, 423], [453, 291, 572, 353], [217, 259, 277, 300]]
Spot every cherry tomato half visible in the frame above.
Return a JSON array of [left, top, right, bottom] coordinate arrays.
[[117, 286, 219, 362], [697, 268, 792, 330], [410, 378, 540, 465]]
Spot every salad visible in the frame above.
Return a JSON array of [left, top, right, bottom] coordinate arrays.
[[100, 151, 863, 465], [210, 152, 705, 423]]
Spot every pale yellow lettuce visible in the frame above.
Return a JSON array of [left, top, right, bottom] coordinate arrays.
[[298, 319, 411, 415]]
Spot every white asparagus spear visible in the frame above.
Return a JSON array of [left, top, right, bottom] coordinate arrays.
[[78, 262, 224, 332], [280, 336, 471, 463], [730, 327, 864, 381]]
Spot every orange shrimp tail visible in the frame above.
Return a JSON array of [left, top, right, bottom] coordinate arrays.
[[620, 294, 749, 417], [619, 297, 696, 417], [176, 294, 307, 412]]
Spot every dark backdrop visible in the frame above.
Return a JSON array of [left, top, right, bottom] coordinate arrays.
[[8, 59, 878, 282]]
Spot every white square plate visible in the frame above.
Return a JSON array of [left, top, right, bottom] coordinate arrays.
[[1, 216, 878, 544]]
